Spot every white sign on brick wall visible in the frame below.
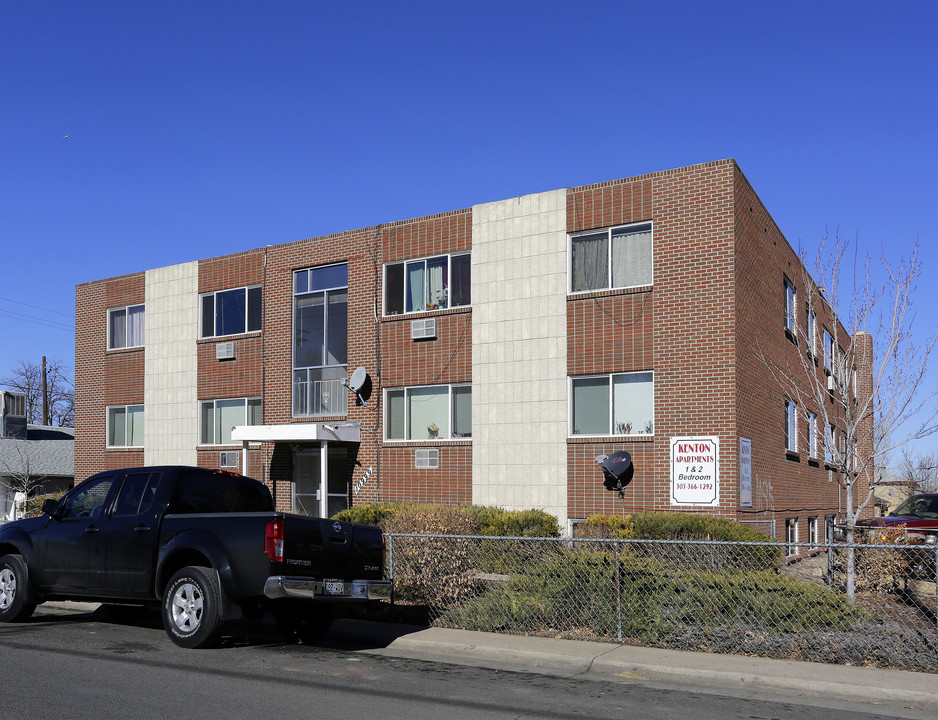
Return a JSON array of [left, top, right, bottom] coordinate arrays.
[[671, 436, 720, 506]]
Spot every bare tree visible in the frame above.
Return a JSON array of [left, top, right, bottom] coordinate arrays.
[[0, 358, 74, 427], [766, 230, 938, 599], [0, 444, 48, 520], [896, 448, 938, 496]]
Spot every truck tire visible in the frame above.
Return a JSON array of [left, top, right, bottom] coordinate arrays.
[[162, 566, 224, 649], [273, 604, 333, 645], [0, 554, 36, 623]]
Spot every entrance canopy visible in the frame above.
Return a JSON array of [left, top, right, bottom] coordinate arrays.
[[231, 422, 361, 444], [230, 422, 361, 476]]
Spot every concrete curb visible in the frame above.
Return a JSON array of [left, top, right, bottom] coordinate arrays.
[[369, 626, 938, 715]]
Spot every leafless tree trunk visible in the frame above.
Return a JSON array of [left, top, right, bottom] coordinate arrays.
[[763, 230, 938, 599], [0, 358, 74, 427], [0, 444, 48, 520]]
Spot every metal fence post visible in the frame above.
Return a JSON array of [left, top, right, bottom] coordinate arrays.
[[615, 540, 623, 643]]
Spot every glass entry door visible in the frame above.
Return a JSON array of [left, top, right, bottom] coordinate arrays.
[[292, 445, 349, 518]]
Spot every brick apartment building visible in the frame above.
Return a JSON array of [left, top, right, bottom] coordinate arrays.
[[74, 159, 873, 540]]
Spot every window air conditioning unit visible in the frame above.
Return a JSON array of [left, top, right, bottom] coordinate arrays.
[[411, 318, 437, 340], [220, 451, 239, 468], [216, 342, 236, 360], [415, 448, 439, 469]]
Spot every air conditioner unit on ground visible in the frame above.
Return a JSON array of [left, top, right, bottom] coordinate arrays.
[[411, 318, 437, 340], [216, 342, 236, 360]]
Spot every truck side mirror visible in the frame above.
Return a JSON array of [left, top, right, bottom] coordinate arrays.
[[41, 498, 60, 518]]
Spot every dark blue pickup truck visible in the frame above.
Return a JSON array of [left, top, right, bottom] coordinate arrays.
[[0, 466, 390, 648]]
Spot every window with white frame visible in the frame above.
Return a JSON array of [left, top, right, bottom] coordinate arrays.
[[825, 423, 836, 463], [785, 518, 799, 557], [107, 404, 144, 447], [823, 327, 834, 373], [570, 223, 652, 293], [784, 398, 797, 452], [384, 252, 470, 315], [200, 286, 261, 338], [571, 372, 654, 436], [806, 306, 817, 355], [806, 411, 818, 458], [293, 264, 348, 417], [784, 278, 796, 334], [108, 304, 145, 350], [808, 517, 818, 545], [200, 397, 262, 445], [385, 384, 472, 440]]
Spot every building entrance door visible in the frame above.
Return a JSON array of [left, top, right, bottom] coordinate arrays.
[[292, 444, 349, 518]]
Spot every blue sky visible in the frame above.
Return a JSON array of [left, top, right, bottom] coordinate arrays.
[[1, 1, 936, 450]]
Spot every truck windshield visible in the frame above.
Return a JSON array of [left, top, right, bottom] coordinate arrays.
[[892, 495, 938, 519]]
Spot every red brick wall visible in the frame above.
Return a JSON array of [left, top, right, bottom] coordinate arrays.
[[566, 160, 738, 520], [75, 272, 146, 482]]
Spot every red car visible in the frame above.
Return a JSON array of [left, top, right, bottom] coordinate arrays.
[[856, 493, 938, 543]]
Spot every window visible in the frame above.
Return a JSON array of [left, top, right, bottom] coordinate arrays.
[[107, 405, 144, 447], [113, 472, 161, 517], [786, 518, 799, 557], [200, 398, 262, 445], [384, 252, 471, 315], [571, 372, 654, 436], [108, 304, 145, 349], [825, 424, 836, 464], [570, 223, 652, 292], [169, 469, 273, 514], [784, 279, 796, 334], [59, 475, 116, 521], [808, 517, 818, 545], [293, 264, 348, 416], [385, 384, 472, 440], [200, 286, 261, 338], [823, 328, 834, 372], [784, 399, 797, 452], [806, 306, 817, 355], [806, 411, 818, 458]]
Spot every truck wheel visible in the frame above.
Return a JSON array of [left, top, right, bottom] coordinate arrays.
[[273, 605, 333, 645], [0, 554, 36, 623], [162, 566, 224, 649]]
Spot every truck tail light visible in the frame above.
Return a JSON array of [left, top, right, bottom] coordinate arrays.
[[265, 518, 285, 562]]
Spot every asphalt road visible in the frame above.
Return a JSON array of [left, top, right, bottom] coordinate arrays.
[[0, 603, 921, 720]]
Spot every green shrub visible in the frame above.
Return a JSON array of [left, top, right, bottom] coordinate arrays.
[[575, 512, 781, 571], [443, 546, 861, 641], [336, 502, 560, 537]]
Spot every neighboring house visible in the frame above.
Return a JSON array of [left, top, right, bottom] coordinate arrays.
[[873, 474, 918, 516], [74, 158, 873, 540], [0, 424, 75, 521]]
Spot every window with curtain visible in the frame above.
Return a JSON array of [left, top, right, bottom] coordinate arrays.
[[570, 223, 652, 292], [785, 399, 797, 452], [571, 372, 654, 436], [784, 279, 796, 333], [107, 404, 144, 447], [200, 398, 262, 445], [385, 384, 472, 440], [108, 304, 145, 349], [384, 252, 471, 315]]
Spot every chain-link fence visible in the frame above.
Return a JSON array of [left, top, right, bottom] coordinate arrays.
[[384, 533, 938, 672]]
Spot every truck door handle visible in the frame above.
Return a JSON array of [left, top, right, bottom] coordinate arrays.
[[84, 526, 100, 534], [133, 525, 152, 533]]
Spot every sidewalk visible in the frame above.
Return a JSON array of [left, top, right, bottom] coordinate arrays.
[[355, 623, 938, 718]]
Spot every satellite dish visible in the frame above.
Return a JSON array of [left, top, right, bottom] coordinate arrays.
[[598, 451, 634, 496], [345, 366, 373, 407], [349, 366, 367, 393]]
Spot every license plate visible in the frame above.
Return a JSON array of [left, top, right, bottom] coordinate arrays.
[[324, 580, 345, 596]]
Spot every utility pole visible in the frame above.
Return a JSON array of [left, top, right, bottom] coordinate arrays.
[[41, 355, 49, 426]]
